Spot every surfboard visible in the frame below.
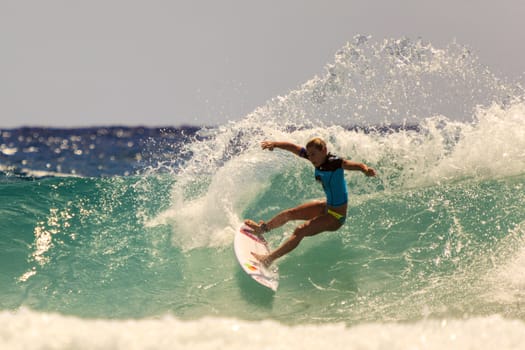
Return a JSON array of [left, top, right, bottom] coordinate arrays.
[[234, 224, 279, 291]]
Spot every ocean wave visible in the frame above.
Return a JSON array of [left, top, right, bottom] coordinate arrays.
[[2, 36, 525, 330]]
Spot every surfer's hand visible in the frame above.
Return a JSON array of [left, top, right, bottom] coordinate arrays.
[[365, 167, 377, 177], [261, 141, 275, 151]]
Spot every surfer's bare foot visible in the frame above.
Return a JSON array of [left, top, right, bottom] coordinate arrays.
[[251, 252, 272, 267], [244, 219, 267, 235]]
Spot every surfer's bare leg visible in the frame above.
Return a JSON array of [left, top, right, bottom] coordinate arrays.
[[251, 211, 342, 266], [245, 200, 326, 234]]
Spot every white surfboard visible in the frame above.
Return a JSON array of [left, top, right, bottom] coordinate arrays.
[[234, 224, 279, 291]]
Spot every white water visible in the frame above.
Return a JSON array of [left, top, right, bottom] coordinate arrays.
[[1, 308, 524, 350]]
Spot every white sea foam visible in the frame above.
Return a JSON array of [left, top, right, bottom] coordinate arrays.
[[426, 102, 525, 183], [1, 308, 524, 350], [146, 137, 277, 250]]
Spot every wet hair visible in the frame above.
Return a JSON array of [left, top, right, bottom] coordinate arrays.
[[306, 137, 327, 151]]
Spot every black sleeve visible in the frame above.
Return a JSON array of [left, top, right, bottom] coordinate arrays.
[[323, 154, 343, 170]]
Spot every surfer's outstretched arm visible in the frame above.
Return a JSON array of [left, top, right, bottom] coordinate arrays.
[[342, 159, 377, 177], [260, 141, 304, 157]]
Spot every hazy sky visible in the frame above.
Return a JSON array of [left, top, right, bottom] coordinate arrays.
[[1, 0, 524, 127]]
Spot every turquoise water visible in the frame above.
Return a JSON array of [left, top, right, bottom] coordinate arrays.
[[1, 37, 525, 349], [2, 157, 524, 324]]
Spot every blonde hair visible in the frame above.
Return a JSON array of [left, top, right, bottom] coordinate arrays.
[[306, 137, 326, 151]]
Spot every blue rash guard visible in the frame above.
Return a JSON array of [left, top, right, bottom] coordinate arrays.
[[300, 148, 348, 207]]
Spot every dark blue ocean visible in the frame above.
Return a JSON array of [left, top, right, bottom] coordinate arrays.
[[1, 37, 525, 349]]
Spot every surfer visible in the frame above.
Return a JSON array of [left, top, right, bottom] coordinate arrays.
[[245, 137, 376, 266]]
